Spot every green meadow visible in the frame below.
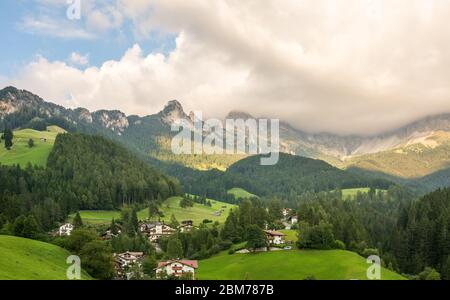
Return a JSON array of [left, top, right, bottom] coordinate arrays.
[[71, 196, 237, 226], [280, 230, 298, 243], [227, 188, 258, 199], [197, 250, 405, 280], [0, 235, 91, 280], [0, 126, 63, 167]]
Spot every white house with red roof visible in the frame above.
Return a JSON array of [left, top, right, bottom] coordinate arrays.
[[155, 260, 198, 279], [264, 230, 286, 245]]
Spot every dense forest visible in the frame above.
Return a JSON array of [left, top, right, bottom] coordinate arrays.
[[0, 133, 180, 236], [174, 153, 392, 202]]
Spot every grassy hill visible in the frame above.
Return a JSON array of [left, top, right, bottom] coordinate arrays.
[[71, 196, 237, 226], [227, 188, 258, 199], [197, 250, 405, 280], [0, 235, 91, 280], [0, 126, 63, 167]]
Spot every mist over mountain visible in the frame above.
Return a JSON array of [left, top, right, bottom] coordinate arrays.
[[3, 85, 450, 185]]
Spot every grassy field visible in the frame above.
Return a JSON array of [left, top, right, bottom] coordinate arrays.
[[228, 188, 258, 199], [197, 250, 405, 280], [0, 126, 63, 167], [280, 230, 298, 243], [341, 188, 386, 199], [71, 196, 237, 226], [147, 196, 236, 225], [0, 235, 91, 280]]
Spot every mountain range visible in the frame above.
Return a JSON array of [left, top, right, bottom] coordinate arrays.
[[2, 86, 450, 193]]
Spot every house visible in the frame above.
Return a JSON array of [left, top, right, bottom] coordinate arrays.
[[114, 251, 145, 279], [58, 223, 74, 236], [289, 215, 298, 225], [40, 138, 47, 142], [155, 260, 198, 279], [264, 230, 286, 245], [179, 220, 194, 233], [140, 222, 176, 242]]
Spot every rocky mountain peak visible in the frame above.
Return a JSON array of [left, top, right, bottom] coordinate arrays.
[[225, 110, 254, 120], [159, 100, 188, 124], [92, 110, 129, 134]]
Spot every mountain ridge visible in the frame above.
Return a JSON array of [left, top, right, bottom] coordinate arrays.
[[3, 85, 450, 182]]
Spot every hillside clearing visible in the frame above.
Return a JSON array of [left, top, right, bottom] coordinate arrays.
[[227, 188, 258, 199], [0, 127, 62, 167], [197, 250, 404, 280], [71, 196, 236, 226], [0, 235, 91, 280]]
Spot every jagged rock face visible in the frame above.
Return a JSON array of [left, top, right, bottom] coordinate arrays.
[[74, 108, 93, 123], [159, 100, 189, 125], [0, 87, 43, 118], [93, 110, 129, 133]]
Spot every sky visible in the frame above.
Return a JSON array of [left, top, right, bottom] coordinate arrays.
[[1, 0, 450, 135]]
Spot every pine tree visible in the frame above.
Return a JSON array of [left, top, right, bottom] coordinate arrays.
[[110, 218, 119, 235], [167, 237, 184, 259], [170, 214, 179, 229], [3, 128, 13, 150], [73, 212, 83, 228], [246, 225, 267, 251]]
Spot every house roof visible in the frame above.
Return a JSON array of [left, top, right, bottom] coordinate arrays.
[[116, 251, 144, 258], [264, 230, 286, 237], [157, 260, 198, 269]]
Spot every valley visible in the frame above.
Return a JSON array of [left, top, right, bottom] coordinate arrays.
[[1, 86, 450, 281]]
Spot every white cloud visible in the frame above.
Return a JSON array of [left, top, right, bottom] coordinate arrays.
[[8, 0, 450, 135], [69, 52, 89, 66]]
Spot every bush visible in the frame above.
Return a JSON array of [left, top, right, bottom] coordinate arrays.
[[362, 248, 379, 258], [334, 240, 346, 250]]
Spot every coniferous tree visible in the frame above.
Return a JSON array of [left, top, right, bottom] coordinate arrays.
[[166, 237, 183, 259], [3, 128, 13, 150], [73, 212, 83, 228], [246, 225, 267, 251]]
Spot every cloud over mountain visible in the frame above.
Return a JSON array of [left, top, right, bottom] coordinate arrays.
[[4, 0, 450, 135]]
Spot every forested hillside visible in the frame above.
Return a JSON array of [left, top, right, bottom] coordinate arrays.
[[178, 153, 392, 201], [394, 188, 450, 278], [0, 133, 180, 236]]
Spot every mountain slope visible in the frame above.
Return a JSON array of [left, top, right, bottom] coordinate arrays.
[[0, 235, 91, 280], [198, 250, 404, 280], [46, 133, 180, 209], [344, 131, 450, 178], [0, 126, 63, 167], [179, 153, 392, 201], [4, 86, 450, 192]]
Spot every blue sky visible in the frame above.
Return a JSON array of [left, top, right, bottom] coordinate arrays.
[[0, 0, 175, 77]]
